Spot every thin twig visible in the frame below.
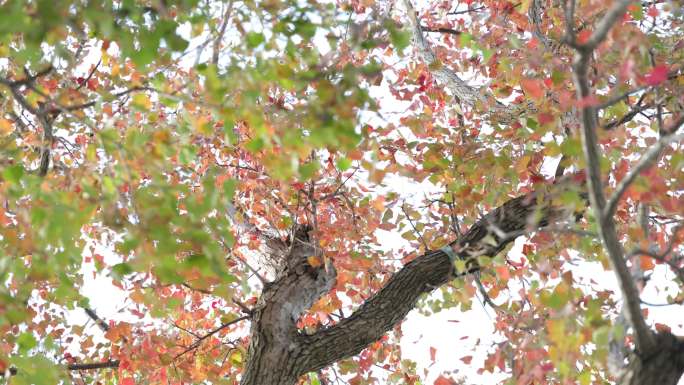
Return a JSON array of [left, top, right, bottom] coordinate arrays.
[[604, 122, 684, 218], [83, 308, 109, 332], [212, 0, 235, 65], [75, 59, 101, 91], [174, 315, 249, 360], [401, 202, 429, 249]]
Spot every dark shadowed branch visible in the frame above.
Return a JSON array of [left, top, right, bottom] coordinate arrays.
[[565, 0, 657, 353], [296, 177, 585, 373]]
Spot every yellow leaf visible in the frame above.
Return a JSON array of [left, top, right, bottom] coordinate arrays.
[[229, 350, 242, 365], [132, 94, 152, 110], [130, 290, 145, 304], [0, 118, 14, 137], [371, 197, 385, 212]]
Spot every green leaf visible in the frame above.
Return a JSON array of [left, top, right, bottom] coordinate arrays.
[[246, 32, 265, 48], [336, 157, 352, 171], [389, 28, 410, 51], [111, 263, 134, 279], [246, 137, 265, 152], [16, 332, 37, 354], [308, 372, 322, 385], [299, 162, 319, 179], [10, 354, 62, 385], [3, 164, 24, 184]]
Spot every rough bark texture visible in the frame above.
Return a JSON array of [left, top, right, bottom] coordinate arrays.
[[240, 177, 586, 384], [619, 332, 684, 385], [240, 227, 336, 385]]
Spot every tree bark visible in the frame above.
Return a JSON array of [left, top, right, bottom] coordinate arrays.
[[619, 332, 684, 385], [240, 228, 336, 385], [240, 176, 587, 384]]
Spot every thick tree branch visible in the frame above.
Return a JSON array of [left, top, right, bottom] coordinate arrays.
[[567, 0, 657, 353], [529, 0, 563, 54], [240, 227, 337, 385], [297, 177, 586, 372], [402, 0, 533, 125], [5, 360, 120, 377], [67, 360, 120, 371]]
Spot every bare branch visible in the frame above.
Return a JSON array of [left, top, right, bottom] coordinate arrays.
[[4, 360, 120, 377], [402, 0, 533, 124], [420, 25, 461, 35], [0, 65, 54, 88], [446, 5, 486, 15], [401, 202, 429, 249], [83, 308, 109, 332], [603, 102, 654, 130], [212, 1, 235, 65], [67, 360, 120, 371], [75, 59, 101, 91], [174, 315, 249, 360], [632, 250, 684, 284]]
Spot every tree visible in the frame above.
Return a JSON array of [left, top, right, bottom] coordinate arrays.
[[1, 0, 683, 384]]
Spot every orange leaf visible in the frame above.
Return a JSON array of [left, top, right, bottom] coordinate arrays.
[[0, 118, 14, 137], [521, 78, 544, 99], [495, 265, 510, 281], [639, 256, 655, 271], [434, 375, 456, 385], [307, 255, 322, 268]]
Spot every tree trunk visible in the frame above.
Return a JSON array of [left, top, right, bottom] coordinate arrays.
[[619, 332, 684, 385]]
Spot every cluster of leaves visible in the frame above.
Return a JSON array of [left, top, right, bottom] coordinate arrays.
[[0, 0, 683, 384]]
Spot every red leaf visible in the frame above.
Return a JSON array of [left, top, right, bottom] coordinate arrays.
[[521, 78, 544, 99], [434, 375, 457, 385], [121, 378, 135, 385], [644, 65, 669, 86], [655, 323, 671, 333], [429, 346, 437, 362], [577, 30, 592, 44], [460, 355, 473, 364], [537, 112, 554, 125], [647, 6, 659, 17], [87, 78, 98, 91], [522, 243, 534, 256], [576, 95, 599, 108]]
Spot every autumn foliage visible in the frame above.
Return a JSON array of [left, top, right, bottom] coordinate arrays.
[[1, 0, 684, 384]]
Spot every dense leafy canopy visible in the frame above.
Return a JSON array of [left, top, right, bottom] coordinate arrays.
[[1, 0, 683, 384]]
